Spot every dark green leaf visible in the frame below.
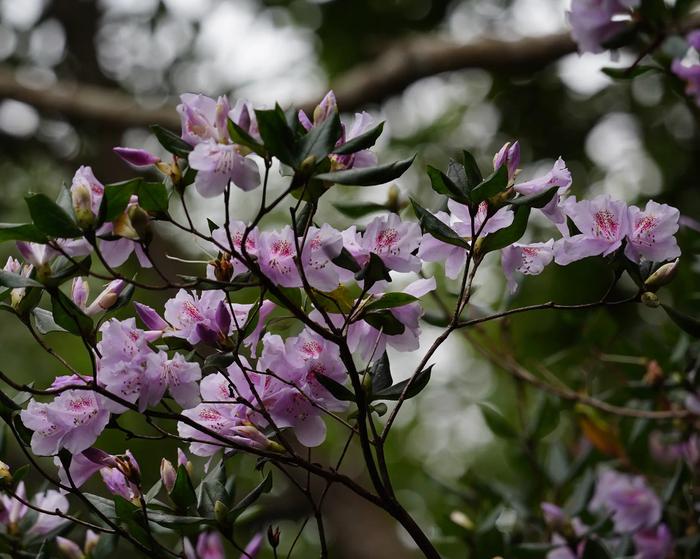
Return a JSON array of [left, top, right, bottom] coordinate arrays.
[[462, 149, 483, 189], [363, 310, 405, 335], [332, 202, 386, 219], [50, 289, 94, 337], [477, 403, 518, 439], [411, 197, 470, 249], [315, 156, 415, 186], [151, 125, 192, 158], [510, 186, 558, 209], [662, 304, 700, 338], [170, 464, 198, 511], [581, 539, 612, 559], [370, 352, 392, 392], [565, 468, 595, 516], [137, 181, 169, 214], [355, 252, 391, 290], [479, 205, 530, 254], [601, 65, 658, 79], [100, 180, 141, 222], [255, 105, 298, 166], [227, 119, 266, 157], [0, 271, 41, 288], [363, 292, 417, 313], [202, 352, 237, 375], [298, 111, 342, 162], [512, 543, 556, 558], [333, 121, 384, 155], [25, 194, 81, 238], [372, 364, 432, 401], [662, 460, 686, 504], [427, 165, 470, 203], [0, 223, 46, 243], [332, 247, 361, 274], [470, 165, 508, 204], [0, 389, 20, 419], [31, 308, 66, 334], [316, 374, 355, 402]]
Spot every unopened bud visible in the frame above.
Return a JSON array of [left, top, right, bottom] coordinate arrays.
[[113, 147, 160, 168], [71, 183, 95, 229], [300, 155, 317, 174], [214, 500, 229, 525], [177, 448, 193, 475], [449, 510, 474, 531], [56, 537, 84, 559], [134, 302, 169, 331], [641, 291, 660, 308], [0, 460, 11, 484], [267, 526, 281, 548], [71, 277, 89, 310], [85, 279, 126, 316], [644, 259, 679, 292], [212, 254, 234, 282], [160, 458, 176, 494], [84, 530, 100, 555], [387, 184, 400, 212], [643, 360, 664, 386]]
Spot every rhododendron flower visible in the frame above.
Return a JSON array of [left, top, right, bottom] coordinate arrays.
[[513, 158, 572, 231], [178, 93, 230, 146], [17, 239, 91, 269], [633, 523, 673, 559], [554, 195, 629, 265], [100, 450, 140, 502], [449, 199, 515, 240], [142, 351, 202, 409], [347, 214, 422, 274], [671, 31, 700, 106], [589, 469, 661, 532], [184, 530, 259, 559], [624, 200, 681, 263], [113, 147, 160, 168], [501, 240, 554, 293], [568, 0, 639, 54], [493, 141, 521, 183], [70, 165, 104, 224], [188, 140, 260, 197], [417, 211, 467, 279], [55, 447, 113, 487], [258, 226, 301, 287], [57, 530, 100, 559], [0, 482, 69, 535], [300, 224, 344, 291], [20, 390, 109, 455]]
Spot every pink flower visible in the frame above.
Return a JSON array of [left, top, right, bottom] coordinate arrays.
[[142, 351, 202, 409], [0, 482, 69, 535], [417, 211, 467, 279], [20, 390, 109, 456], [633, 523, 673, 559], [624, 200, 681, 263], [568, 0, 639, 54], [350, 214, 422, 274], [188, 140, 260, 197], [113, 147, 160, 168], [258, 227, 301, 287], [177, 93, 230, 146], [493, 141, 521, 183], [554, 195, 629, 265], [99, 450, 140, 502], [501, 240, 554, 293], [300, 224, 344, 291], [70, 165, 104, 219], [513, 158, 572, 231], [449, 199, 515, 239]]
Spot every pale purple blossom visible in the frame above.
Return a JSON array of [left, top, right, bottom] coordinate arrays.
[[568, 0, 639, 54], [188, 140, 260, 197], [624, 200, 681, 263], [347, 214, 422, 274], [0, 482, 69, 535], [589, 469, 661, 533], [300, 224, 344, 291], [142, 351, 202, 409], [70, 165, 104, 217], [501, 240, 554, 293], [493, 141, 521, 183], [449, 199, 515, 240], [671, 31, 700, 106], [177, 93, 230, 146], [514, 158, 573, 231], [258, 226, 301, 287], [417, 211, 467, 279], [633, 523, 673, 559]]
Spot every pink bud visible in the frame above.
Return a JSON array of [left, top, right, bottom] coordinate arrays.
[[160, 458, 176, 493], [84, 530, 100, 554], [85, 279, 126, 316], [312, 90, 337, 125], [134, 302, 169, 331], [114, 147, 160, 167], [215, 300, 231, 334], [493, 141, 520, 182], [71, 277, 90, 310], [56, 537, 83, 559], [240, 533, 263, 559], [196, 532, 225, 559]]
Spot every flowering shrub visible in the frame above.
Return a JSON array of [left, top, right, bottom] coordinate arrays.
[[0, 3, 698, 559]]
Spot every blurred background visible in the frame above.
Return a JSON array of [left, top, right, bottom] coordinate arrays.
[[0, 0, 698, 557]]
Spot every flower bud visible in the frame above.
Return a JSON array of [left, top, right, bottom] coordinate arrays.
[[214, 500, 229, 525], [116, 451, 141, 486], [313, 91, 337, 124], [56, 537, 84, 559], [212, 254, 234, 282], [449, 510, 474, 531], [241, 533, 263, 559], [71, 277, 89, 310], [84, 530, 100, 555], [541, 502, 567, 530], [177, 448, 193, 475], [300, 155, 317, 175], [641, 291, 660, 308], [134, 302, 169, 331], [160, 458, 177, 494], [85, 279, 126, 316], [127, 205, 152, 242], [267, 526, 280, 549], [644, 259, 679, 292], [71, 182, 95, 229], [493, 141, 520, 183], [0, 460, 11, 484], [113, 147, 160, 168]]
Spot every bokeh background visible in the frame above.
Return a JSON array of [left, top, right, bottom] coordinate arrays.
[[0, 0, 698, 557]]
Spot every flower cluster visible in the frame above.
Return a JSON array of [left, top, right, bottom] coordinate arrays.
[[568, 0, 639, 54]]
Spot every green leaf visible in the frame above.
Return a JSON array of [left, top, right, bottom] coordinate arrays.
[[427, 165, 470, 203], [315, 156, 415, 186], [255, 105, 298, 166], [50, 289, 94, 337], [510, 186, 558, 209], [31, 308, 66, 334], [0, 271, 41, 288], [197, 460, 231, 517], [25, 194, 82, 238], [363, 310, 405, 335], [170, 464, 198, 511], [227, 118, 267, 157], [470, 165, 508, 204], [662, 460, 686, 504], [479, 205, 530, 254], [202, 352, 237, 375], [332, 202, 386, 219], [370, 352, 392, 392], [0, 223, 46, 243], [411, 198, 470, 249], [150, 124, 192, 158], [333, 121, 384, 155], [363, 292, 417, 313], [298, 111, 342, 162], [565, 467, 595, 516], [462, 149, 483, 189], [512, 543, 557, 558], [601, 65, 658, 79], [529, 393, 560, 439], [0, 389, 21, 419], [316, 374, 355, 402], [477, 403, 518, 439], [100, 179, 141, 222], [227, 472, 273, 522], [355, 252, 391, 290], [332, 247, 361, 273], [372, 364, 432, 401], [661, 304, 700, 338], [137, 181, 169, 214]]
